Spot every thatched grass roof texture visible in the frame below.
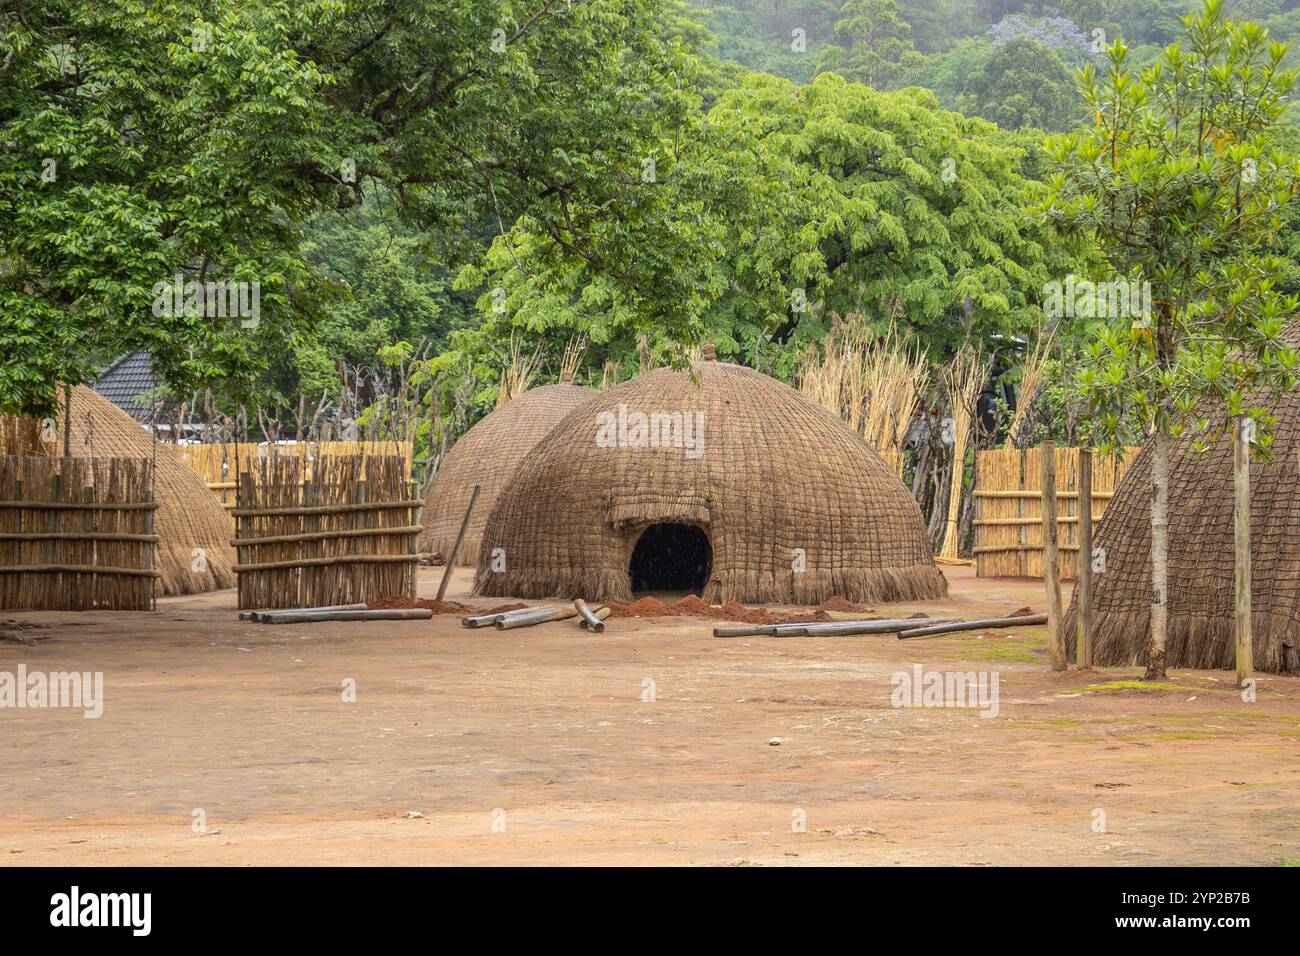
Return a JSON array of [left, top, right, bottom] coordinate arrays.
[[420, 382, 594, 565], [36, 387, 235, 595], [474, 357, 947, 605], [1064, 336, 1300, 672]]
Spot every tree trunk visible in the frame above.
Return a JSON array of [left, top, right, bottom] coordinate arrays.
[[1146, 426, 1170, 680], [1234, 414, 1253, 687]]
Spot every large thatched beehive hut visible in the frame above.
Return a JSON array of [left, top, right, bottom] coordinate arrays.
[[1064, 328, 1300, 673], [420, 378, 594, 565], [474, 351, 947, 605], [9, 387, 236, 595]]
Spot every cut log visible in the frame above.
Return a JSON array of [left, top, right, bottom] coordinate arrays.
[[461, 606, 549, 628], [495, 606, 580, 630], [577, 604, 612, 632], [246, 603, 368, 622], [713, 618, 956, 639], [258, 609, 434, 624], [896, 614, 1047, 640]]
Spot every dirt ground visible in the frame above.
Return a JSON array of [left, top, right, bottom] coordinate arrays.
[[1, 565, 1297, 866]]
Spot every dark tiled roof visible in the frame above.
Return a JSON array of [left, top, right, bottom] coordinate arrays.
[[92, 351, 162, 422]]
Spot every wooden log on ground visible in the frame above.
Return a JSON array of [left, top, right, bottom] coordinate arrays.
[[245, 602, 368, 621], [575, 599, 606, 630], [495, 606, 579, 630], [714, 618, 957, 639], [577, 604, 612, 632], [461, 606, 551, 628], [258, 608, 433, 624], [896, 614, 1047, 640]]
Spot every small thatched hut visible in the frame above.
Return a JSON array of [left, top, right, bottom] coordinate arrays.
[[419, 378, 594, 565], [7, 387, 236, 595], [474, 351, 946, 605], [1064, 343, 1300, 673]]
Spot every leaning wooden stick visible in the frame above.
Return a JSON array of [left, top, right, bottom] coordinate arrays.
[[436, 483, 480, 602], [896, 614, 1047, 640]]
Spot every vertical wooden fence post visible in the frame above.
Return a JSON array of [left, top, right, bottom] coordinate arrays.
[[1041, 438, 1065, 670], [1234, 414, 1253, 687], [1077, 446, 1093, 670]]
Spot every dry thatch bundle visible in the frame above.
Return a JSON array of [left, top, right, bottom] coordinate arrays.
[[1004, 332, 1054, 448], [419, 381, 594, 565], [496, 337, 543, 409], [939, 347, 990, 560], [798, 321, 927, 475], [2, 387, 235, 595], [474, 354, 947, 605], [1063, 350, 1300, 673]]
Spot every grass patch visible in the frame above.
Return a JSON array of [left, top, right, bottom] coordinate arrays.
[[1285, 859, 1300, 867], [1154, 732, 1214, 740], [966, 643, 1041, 664], [1061, 680, 1186, 695]]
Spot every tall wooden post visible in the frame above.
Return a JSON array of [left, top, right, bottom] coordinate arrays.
[[1233, 415, 1253, 687], [1040, 438, 1065, 670], [1077, 446, 1094, 669]]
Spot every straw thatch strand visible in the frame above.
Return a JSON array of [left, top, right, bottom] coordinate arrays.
[[420, 383, 593, 565], [4, 387, 236, 595], [475, 360, 947, 605], [1063, 368, 1300, 673]]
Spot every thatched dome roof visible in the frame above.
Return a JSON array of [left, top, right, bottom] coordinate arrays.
[[474, 358, 946, 605], [56, 387, 235, 595], [1064, 327, 1300, 673], [420, 382, 594, 565]]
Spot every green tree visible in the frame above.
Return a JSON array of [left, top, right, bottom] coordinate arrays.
[[962, 36, 1083, 131], [1045, 0, 1300, 678], [462, 72, 1084, 375], [0, 0, 705, 415], [817, 0, 927, 88]]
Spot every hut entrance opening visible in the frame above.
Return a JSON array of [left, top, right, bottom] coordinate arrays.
[[629, 523, 712, 594]]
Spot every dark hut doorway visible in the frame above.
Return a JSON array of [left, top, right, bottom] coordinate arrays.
[[629, 523, 712, 594]]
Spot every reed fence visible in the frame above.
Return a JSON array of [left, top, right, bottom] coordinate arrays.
[[974, 446, 1138, 579], [0, 455, 158, 610], [233, 453, 420, 610], [176, 441, 414, 513]]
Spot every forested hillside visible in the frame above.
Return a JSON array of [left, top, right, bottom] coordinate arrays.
[[690, 0, 1300, 130]]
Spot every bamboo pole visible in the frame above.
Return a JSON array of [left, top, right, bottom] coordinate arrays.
[[1234, 414, 1253, 687], [1040, 438, 1065, 669], [896, 614, 1048, 639], [1077, 446, 1094, 669], [437, 483, 480, 602]]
